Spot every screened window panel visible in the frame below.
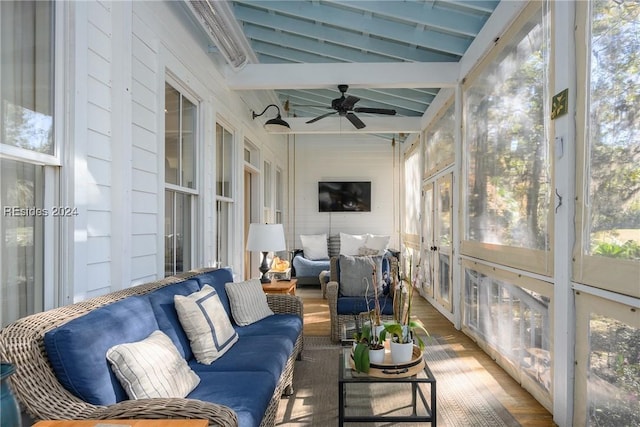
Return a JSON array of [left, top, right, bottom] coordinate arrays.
[[164, 190, 192, 276], [216, 124, 233, 197], [574, 0, 640, 296], [181, 97, 196, 189], [463, 6, 550, 264], [164, 84, 180, 185], [425, 101, 455, 176], [216, 200, 232, 267], [587, 314, 639, 426], [264, 160, 272, 209], [0, 1, 54, 156], [164, 82, 197, 276], [574, 293, 640, 426], [403, 146, 421, 237], [1, 159, 44, 326], [463, 261, 552, 409]]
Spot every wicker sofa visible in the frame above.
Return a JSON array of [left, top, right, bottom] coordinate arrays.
[[0, 268, 303, 427]]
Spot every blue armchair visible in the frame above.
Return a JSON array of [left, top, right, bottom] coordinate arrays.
[[326, 254, 399, 342]]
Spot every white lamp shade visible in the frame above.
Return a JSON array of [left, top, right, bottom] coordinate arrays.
[[246, 223, 286, 252]]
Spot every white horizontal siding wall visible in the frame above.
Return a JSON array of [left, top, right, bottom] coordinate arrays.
[[69, 0, 288, 298], [79, 0, 115, 298], [292, 134, 400, 250]]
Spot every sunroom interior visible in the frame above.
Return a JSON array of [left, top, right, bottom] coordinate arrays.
[[1, 1, 638, 426]]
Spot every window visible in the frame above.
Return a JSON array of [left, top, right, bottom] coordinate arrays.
[[574, 0, 640, 297], [1, 1, 56, 326], [164, 82, 197, 276], [424, 100, 455, 177], [275, 167, 283, 224], [1, 1, 54, 156], [463, 4, 551, 274], [216, 123, 234, 267], [574, 293, 640, 426], [403, 143, 421, 278], [263, 160, 272, 223], [463, 260, 552, 409]]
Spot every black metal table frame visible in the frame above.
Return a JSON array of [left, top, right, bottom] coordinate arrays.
[[338, 348, 437, 426]]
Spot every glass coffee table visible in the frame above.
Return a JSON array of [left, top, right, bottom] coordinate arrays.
[[338, 347, 437, 425]]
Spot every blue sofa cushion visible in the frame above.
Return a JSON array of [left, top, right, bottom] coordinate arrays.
[[234, 313, 302, 345], [337, 295, 394, 316], [292, 254, 330, 278], [187, 371, 276, 427], [148, 279, 201, 359], [189, 335, 292, 384], [190, 268, 234, 318], [44, 296, 159, 405]]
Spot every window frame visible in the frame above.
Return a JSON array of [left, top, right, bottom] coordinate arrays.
[[573, 0, 640, 298], [0, 0, 64, 324], [163, 78, 200, 276], [215, 121, 236, 267], [461, 2, 553, 276]]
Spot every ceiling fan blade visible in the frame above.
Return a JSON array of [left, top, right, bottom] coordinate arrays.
[[341, 95, 360, 110], [306, 111, 337, 124], [345, 112, 366, 129], [353, 107, 397, 115]]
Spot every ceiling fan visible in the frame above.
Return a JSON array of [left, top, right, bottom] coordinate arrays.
[[302, 85, 397, 129]]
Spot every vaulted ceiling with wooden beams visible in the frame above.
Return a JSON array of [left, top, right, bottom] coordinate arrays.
[[186, 0, 502, 135]]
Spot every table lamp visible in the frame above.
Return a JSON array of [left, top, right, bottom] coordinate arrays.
[[246, 223, 286, 283]]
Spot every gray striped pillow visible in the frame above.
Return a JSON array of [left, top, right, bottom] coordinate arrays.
[[225, 279, 274, 326], [106, 330, 200, 399]]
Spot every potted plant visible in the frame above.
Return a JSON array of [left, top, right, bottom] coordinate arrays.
[[352, 262, 388, 372], [353, 323, 384, 373], [382, 254, 430, 363]]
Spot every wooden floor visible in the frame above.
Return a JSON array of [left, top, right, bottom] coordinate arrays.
[[297, 286, 557, 427]]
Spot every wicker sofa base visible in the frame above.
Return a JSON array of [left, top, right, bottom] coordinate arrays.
[[0, 269, 303, 427]]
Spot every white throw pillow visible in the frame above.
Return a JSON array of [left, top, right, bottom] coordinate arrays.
[[365, 234, 390, 256], [225, 279, 275, 326], [340, 232, 367, 256], [174, 285, 239, 364], [106, 330, 200, 399], [300, 234, 329, 260]]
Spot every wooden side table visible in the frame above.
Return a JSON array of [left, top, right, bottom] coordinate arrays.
[[32, 420, 208, 427], [262, 278, 297, 295]]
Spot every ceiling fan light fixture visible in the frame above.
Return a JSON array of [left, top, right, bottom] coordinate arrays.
[[252, 104, 290, 132]]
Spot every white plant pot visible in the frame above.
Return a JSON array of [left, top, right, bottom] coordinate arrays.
[[369, 347, 386, 364], [390, 341, 414, 364]]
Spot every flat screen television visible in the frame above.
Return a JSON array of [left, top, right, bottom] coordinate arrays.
[[318, 181, 371, 212]]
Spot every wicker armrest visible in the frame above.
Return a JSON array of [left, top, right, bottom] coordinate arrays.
[[266, 294, 303, 318], [90, 398, 238, 427]]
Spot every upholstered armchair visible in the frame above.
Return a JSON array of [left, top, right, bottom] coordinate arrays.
[[326, 254, 399, 342]]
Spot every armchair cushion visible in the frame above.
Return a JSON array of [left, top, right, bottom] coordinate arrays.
[[337, 296, 395, 315], [338, 254, 383, 297]]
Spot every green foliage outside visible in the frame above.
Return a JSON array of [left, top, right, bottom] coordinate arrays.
[[588, 0, 640, 260]]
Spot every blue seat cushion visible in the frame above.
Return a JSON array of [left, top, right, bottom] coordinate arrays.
[[44, 296, 158, 405], [234, 314, 302, 344], [337, 295, 394, 316], [292, 254, 330, 277], [191, 268, 234, 318], [148, 279, 201, 359], [187, 370, 276, 427], [189, 335, 292, 384]]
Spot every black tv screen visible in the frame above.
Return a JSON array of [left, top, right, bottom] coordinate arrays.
[[319, 181, 371, 212]]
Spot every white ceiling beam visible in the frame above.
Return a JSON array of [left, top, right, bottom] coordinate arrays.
[[227, 62, 459, 90], [262, 116, 422, 134]]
